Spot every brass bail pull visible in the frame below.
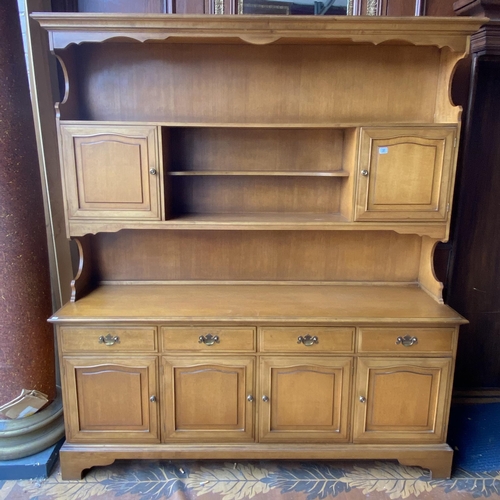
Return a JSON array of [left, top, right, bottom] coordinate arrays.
[[198, 334, 220, 346], [297, 335, 319, 346], [395, 335, 418, 347], [98, 334, 120, 346]]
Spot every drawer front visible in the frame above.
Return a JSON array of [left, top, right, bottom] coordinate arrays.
[[259, 327, 355, 353], [357, 328, 455, 354], [161, 327, 256, 352], [60, 327, 157, 353]]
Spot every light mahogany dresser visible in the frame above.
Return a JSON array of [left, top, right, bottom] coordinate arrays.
[[32, 14, 485, 480]]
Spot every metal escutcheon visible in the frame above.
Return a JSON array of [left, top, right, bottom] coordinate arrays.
[[262, 395, 269, 403], [199, 334, 220, 346], [361, 170, 369, 176], [98, 334, 120, 346], [396, 335, 418, 347], [297, 335, 319, 346], [150, 395, 157, 403]]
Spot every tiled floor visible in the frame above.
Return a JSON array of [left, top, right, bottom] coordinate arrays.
[[1, 459, 500, 500]]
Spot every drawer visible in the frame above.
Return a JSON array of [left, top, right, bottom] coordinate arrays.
[[161, 327, 256, 352], [259, 327, 355, 353], [357, 328, 455, 354], [60, 326, 157, 353]]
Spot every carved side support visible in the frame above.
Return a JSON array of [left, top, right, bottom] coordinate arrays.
[[398, 449, 453, 479], [435, 47, 468, 123], [60, 448, 115, 480], [419, 236, 444, 303], [70, 234, 97, 302], [54, 45, 80, 120]]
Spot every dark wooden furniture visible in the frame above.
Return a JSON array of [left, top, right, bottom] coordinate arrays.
[[32, 14, 484, 480]]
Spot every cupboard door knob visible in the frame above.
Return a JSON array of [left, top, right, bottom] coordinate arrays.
[[150, 395, 157, 403], [247, 395, 254, 402], [396, 335, 418, 347], [262, 395, 269, 403], [359, 396, 366, 403], [361, 170, 369, 177], [297, 335, 319, 346], [98, 334, 119, 346], [198, 334, 220, 346], [149, 168, 157, 175]]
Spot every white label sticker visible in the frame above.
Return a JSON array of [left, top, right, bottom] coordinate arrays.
[[379, 147, 389, 154]]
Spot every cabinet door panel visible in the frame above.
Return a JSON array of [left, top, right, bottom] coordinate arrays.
[[353, 357, 451, 443], [61, 124, 161, 220], [162, 356, 255, 442], [259, 356, 351, 442], [355, 127, 456, 221], [62, 356, 159, 443]]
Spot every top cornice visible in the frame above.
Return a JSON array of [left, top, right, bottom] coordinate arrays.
[[31, 14, 487, 52]]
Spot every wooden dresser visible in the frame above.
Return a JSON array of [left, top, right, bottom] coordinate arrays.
[[32, 14, 485, 480]]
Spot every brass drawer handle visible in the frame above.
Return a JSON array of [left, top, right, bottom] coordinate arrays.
[[198, 334, 220, 346], [98, 334, 120, 346], [396, 335, 418, 347], [297, 335, 319, 346]]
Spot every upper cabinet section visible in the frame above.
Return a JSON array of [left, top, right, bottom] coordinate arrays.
[[60, 124, 162, 221], [32, 15, 485, 237]]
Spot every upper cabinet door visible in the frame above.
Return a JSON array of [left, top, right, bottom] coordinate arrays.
[[60, 124, 162, 220], [355, 127, 456, 221]]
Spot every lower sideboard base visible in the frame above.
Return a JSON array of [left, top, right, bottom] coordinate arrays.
[[59, 442, 454, 481]]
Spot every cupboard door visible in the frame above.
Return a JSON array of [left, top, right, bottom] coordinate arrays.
[[259, 356, 351, 442], [355, 127, 456, 221], [353, 357, 452, 443], [62, 356, 159, 443], [60, 124, 161, 220], [162, 356, 255, 442]]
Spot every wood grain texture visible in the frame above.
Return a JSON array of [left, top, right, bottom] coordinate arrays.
[[70, 44, 442, 123], [92, 230, 423, 282], [259, 356, 352, 442], [168, 128, 345, 173], [162, 356, 255, 441], [62, 356, 159, 442], [355, 126, 456, 222], [161, 326, 256, 352], [57, 442, 455, 480], [50, 284, 466, 324], [60, 326, 157, 353], [32, 15, 484, 52], [259, 327, 354, 353], [357, 327, 455, 354], [353, 357, 452, 443]]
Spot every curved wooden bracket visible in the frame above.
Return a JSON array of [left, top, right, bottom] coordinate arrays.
[[70, 235, 96, 302], [419, 236, 444, 304]]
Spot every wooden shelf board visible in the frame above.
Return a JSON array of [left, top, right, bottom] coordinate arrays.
[[51, 283, 465, 324], [169, 170, 350, 177]]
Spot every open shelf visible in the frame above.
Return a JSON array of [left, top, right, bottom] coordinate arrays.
[[169, 170, 350, 177]]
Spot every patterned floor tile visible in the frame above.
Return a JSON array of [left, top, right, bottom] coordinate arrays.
[[1, 460, 500, 500]]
